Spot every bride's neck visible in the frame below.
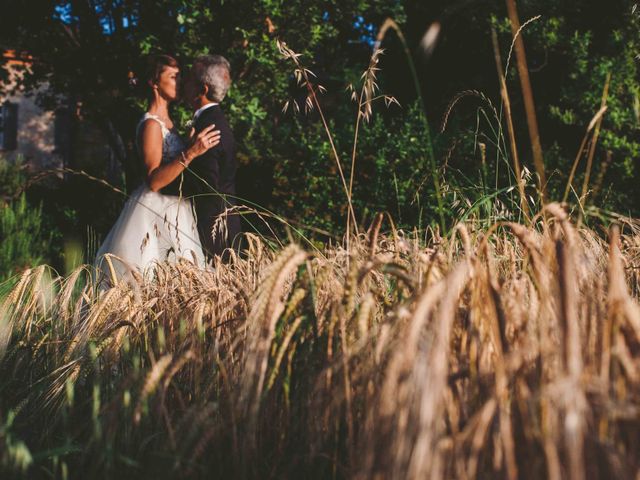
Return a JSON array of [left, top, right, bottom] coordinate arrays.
[[147, 98, 169, 117]]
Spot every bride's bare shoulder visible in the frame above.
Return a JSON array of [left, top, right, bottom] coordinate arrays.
[[138, 117, 164, 139]]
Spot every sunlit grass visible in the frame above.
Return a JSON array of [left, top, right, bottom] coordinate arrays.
[[2, 205, 640, 478]]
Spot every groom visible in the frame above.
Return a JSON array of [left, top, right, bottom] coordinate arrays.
[[163, 54, 242, 261]]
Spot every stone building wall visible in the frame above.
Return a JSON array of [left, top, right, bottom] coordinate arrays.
[[0, 52, 62, 169], [1, 51, 122, 187]]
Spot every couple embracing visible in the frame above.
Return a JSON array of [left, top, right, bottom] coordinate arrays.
[[96, 54, 242, 283]]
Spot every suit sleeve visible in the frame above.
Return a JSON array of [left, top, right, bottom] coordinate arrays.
[[183, 145, 222, 197], [161, 116, 221, 197]]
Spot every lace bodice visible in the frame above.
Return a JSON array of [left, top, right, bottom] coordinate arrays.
[[136, 113, 185, 164]]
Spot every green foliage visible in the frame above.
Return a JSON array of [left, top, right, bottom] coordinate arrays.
[[1, 0, 640, 239], [0, 158, 25, 198], [0, 158, 51, 280], [0, 194, 50, 280], [352, 102, 436, 227], [0, 412, 33, 477], [489, 0, 640, 214]]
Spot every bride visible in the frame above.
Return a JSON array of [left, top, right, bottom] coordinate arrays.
[[95, 54, 220, 284]]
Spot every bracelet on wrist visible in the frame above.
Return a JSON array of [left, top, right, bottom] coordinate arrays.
[[181, 151, 189, 165]]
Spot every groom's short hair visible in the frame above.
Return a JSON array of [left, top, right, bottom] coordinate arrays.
[[192, 54, 231, 103]]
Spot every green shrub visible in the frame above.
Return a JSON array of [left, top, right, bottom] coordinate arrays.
[[0, 158, 51, 280], [0, 194, 50, 280]]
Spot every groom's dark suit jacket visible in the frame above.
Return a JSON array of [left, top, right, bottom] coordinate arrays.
[[162, 104, 241, 260]]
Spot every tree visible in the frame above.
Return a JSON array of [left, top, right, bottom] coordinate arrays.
[[0, 0, 402, 181], [2, 0, 640, 240]]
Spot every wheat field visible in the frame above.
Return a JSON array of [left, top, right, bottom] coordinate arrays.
[[1, 204, 640, 479]]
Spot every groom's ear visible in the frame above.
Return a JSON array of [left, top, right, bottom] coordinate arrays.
[[201, 83, 209, 97]]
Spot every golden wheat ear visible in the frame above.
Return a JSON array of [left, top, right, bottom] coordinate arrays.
[[103, 254, 119, 287]]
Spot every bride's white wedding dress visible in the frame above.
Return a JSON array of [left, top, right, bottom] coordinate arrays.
[[95, 113, 205, 283]]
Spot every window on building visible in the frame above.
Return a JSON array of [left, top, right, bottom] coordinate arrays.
[[0, 101, 18, 151]]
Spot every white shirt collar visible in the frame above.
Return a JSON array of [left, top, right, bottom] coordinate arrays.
[[193, 102, 218, 121]]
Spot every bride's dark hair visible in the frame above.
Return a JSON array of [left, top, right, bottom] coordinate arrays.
[[144, 54, 179, 85], [128, 54, 179, 99]]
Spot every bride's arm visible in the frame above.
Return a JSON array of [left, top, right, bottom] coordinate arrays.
[[141, 121, 220, 192]]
